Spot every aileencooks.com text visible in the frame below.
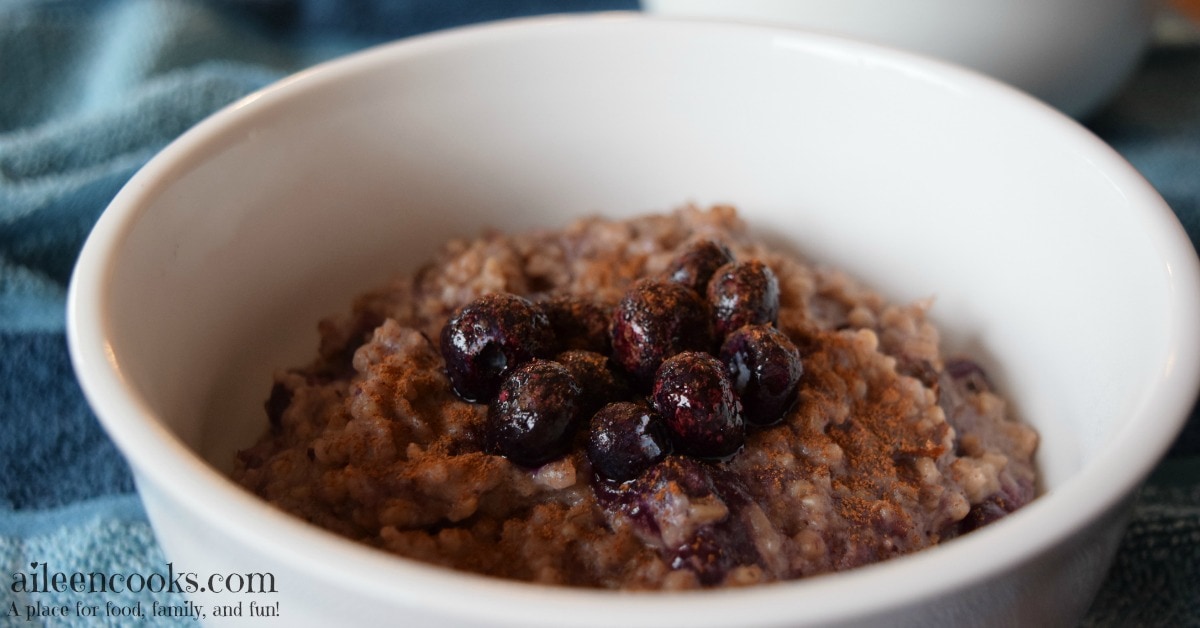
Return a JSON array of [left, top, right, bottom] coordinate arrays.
[[10, 562, 277, 596]]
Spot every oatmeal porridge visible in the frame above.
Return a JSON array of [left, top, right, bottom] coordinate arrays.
[[233, 205, 1038, 589]]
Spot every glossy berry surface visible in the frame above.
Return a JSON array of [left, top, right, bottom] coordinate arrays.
[[666, 239, 735, 294], [540, 294, 613, 354], [707, 260, 780, 339], [719, 324, 803, 426], [486, 359, 584, 467], [652, 352, 745, 459], [586, 402, 673, 483], [440, 293, 556, 402], [610, 278, 713, 385]]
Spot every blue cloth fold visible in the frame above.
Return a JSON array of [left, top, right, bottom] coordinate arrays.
[[1, 62, 284, 330], [0, 1, 1194, 626]]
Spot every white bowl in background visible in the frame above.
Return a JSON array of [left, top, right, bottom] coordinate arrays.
[[642, 0, 1157, 119], [67, 14, 1199, 628]]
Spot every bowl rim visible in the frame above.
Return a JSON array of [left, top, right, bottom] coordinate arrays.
[[66, 13, 1200, 627]]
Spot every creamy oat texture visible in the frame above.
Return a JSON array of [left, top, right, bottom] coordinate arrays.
[[234, 206, 1038, 589]]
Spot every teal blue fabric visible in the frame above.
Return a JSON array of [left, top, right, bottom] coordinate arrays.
[[0, 1, 1195, 625]]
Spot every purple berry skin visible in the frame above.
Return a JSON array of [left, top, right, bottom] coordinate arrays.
[[707, 260, 780, 340], [666, 240, 735, 294], [586, 402, 673, 483], [652, 352, 745, 459], [440, 293, 556, 403], [610, 278, 714, 385], [944, 357, 991, 393], [954, 477, 1034, 536], [264, 381, 292, 428], [597, 456, 762, 586], [485, 359, 584, 467], [719, 324, 803, 426]]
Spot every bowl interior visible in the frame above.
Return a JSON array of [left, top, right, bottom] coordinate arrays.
[[71, 14, 1198, 627]]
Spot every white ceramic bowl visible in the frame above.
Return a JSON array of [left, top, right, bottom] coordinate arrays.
[[643, 0, 1156, 119], [68, 14, 1200, 628]]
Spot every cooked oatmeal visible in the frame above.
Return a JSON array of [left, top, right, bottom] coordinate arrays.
[[234, 205, 1038, 589]]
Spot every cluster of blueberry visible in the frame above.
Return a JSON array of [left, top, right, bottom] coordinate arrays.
[[438, 240, 804, 483]]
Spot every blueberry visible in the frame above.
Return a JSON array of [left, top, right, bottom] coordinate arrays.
[[707, 260, 780, 340], [539, 294, 613, 354], [264, 381, 292, 428], [652, 352, 745, 459], [666, 239, 735, 294], [954, 477, 1033, 536], [485, 359, 584, 467], [439, 293, 556, 402], [610, 278, 714, 385], [603, 457, 761, 586], [586, 402, 673, 483], [719, 324, 803, 426], [555, 350, 632, 415], [944, 357, 991, 393]]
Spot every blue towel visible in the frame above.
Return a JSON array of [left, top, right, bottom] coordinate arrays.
[[0, 1, 1195, 626]]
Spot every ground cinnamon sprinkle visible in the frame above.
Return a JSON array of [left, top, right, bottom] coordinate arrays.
[[232, 206, 1038, 589]]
